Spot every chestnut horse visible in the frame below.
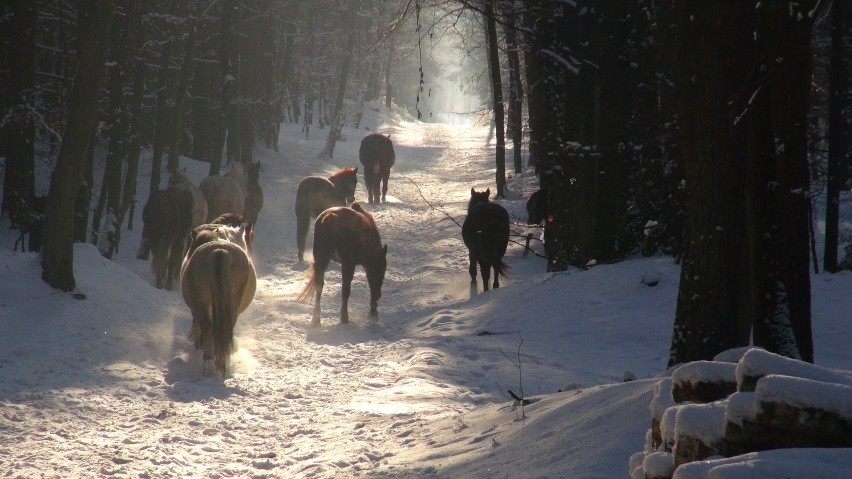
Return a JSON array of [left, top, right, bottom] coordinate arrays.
[[359, 133, 395, 203], [462, 188, 510, 291], [294, 167, 358, 262], [180, 220, 256, 376], [297, 202, 388, 327], [137, 186, 195, 290]]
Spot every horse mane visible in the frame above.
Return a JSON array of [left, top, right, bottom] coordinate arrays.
[[350, 201, 377, 228], [329, 167, 357, 181], [211, 213, 245, 227]]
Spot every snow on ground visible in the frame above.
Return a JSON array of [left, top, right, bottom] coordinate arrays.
[[2, 106, 852, 478]]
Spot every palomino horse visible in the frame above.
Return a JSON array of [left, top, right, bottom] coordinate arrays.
[[180, 220, 256, 376], [297, 202, 388, 327], [359, 133, 395, 203], [294, 167, 358, 262], [462, 188, 510, 291], [137, 185, 195, 289], [200, 167, 245, 222]]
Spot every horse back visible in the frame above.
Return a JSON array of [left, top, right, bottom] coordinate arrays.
[[314, 205, 381, 264], [296, 176, 343, 216], [359, 133, 395, 170], [200, 174, 245, 221], [463, 202, 510, 253], [181, 240, 256, 316]]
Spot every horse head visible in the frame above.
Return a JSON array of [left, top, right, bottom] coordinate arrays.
[[468, 188, 491, 211], [330, 167, 359, 203]]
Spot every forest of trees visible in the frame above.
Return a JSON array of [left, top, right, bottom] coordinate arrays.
[[1, 1, 850, 367]]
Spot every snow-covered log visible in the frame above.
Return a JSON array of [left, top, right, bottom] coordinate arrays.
[[735, 348, 852, 392], [672, 401, 727, 466], [671, 361, 737, 403]]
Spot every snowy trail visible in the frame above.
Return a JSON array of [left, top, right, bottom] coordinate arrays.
[[2, 118, 516, 478]]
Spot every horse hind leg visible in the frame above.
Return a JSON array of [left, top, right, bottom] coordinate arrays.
[[480, 260, 492, 292], [468, 251, 478, 286], [381, 169, 390, 202], [340, 264, 355, 324], [296, 210, 309, 262]]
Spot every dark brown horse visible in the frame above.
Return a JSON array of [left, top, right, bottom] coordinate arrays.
[[294, 167, 358, 262], [359, 133, 395, 203], [137, 186, 195, 290], [462, 188, 510, 291], [524, 188, 549, 257], [243, 162, 264, 225], [180, 221, 256, 376], [297, 202, 388, 327]]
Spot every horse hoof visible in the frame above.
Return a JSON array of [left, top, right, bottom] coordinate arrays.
[[310, 318, 320, 328]]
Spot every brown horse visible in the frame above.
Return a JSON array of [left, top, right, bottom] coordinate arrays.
[[180, 221, 256, 376], [294, 167, 358, 262], [200, 168, 245, 223], [359, 133, 395, 203], [462, 188, 510, 291], [297, 202, 388, 327], [137, 186, 195, 290]]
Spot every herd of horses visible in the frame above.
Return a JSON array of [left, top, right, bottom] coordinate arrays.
[[137, 132, 543, 376]]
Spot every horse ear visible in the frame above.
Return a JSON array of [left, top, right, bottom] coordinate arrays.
[[470, 187, 475, 196], [354, 167, 358, 174], [383, 244, 388, 256], [485, 188, 490, 197]]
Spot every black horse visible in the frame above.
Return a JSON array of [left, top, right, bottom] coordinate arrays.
[[359, 133, 396, 203], [524, 188, 549, 257], [462, 188, 510, 291]]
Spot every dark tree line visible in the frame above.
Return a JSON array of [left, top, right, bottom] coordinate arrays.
[[463, 0, 850, 364], [2, 0, 850, 365], [0, 0, 412, 291]]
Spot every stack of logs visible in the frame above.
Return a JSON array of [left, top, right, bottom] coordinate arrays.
[[629, 347, 852, 478]]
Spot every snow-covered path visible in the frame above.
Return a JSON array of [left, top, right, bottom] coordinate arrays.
[[6, 111, 852, 478], [3, 116, 548, 478]]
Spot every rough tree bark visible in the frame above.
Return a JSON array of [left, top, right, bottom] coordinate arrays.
[[42, 2, 113, 291]]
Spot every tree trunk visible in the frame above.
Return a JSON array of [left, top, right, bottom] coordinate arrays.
[[503, 3, 523, 174], [2, 0, 37, 221], [92, 3, 134, 257], [751, 0, 816, 362], [320, 20, 357, 159], [484, 0, 506, 197], [211, 0, 236, 176], [42, 2, 113, 291], [167, 11, 198, 174], [668, 1, 752, 366], [149, 0, 179, 192], [825, 0, 851, 273]]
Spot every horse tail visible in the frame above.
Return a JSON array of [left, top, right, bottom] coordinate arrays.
[[295, 186, 309, 261], [494, 257, 511, 279], [297, 212, 337, 302], [297, 262, 317, 303], [210, 248, 236, 371]]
